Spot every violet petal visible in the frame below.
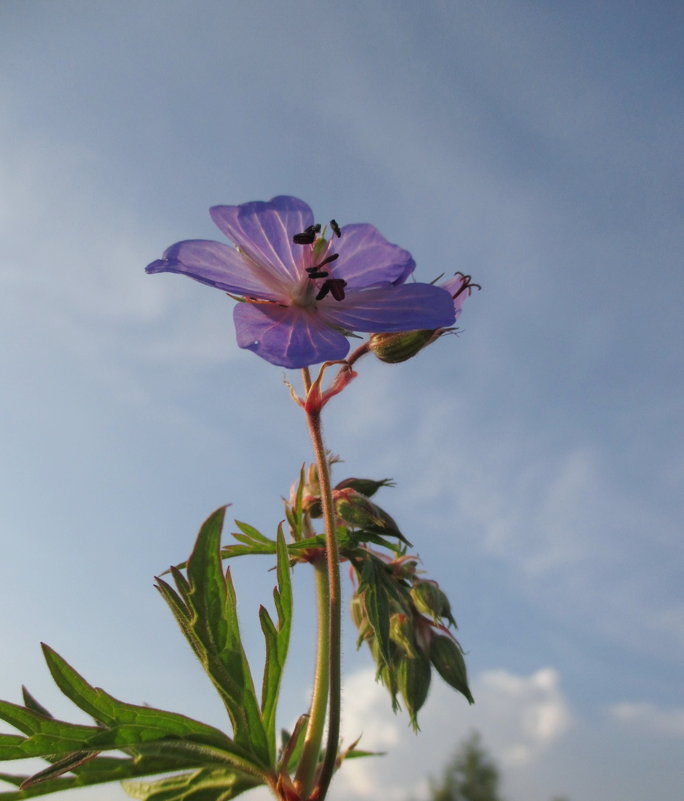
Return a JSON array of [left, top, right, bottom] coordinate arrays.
[[441, 274, 470, 319], [332, 224, 416, 288], [146, 239, 287, 301], [210, 196, 313, 285], [233, 301, 350, 368], [319, 283, 456, 332]]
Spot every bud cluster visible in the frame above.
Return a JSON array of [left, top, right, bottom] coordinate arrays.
[[283, 463, 473, 728], [350, 548, 473, 730]]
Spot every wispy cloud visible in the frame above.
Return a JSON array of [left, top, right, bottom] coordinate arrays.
[[609, 701, 684, 738]]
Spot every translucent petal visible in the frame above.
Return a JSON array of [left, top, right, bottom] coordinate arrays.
[[233, 302, 350, 368], [319, 283, 456, 332], [210, 196, 314, 285], [146, 240, 287, 301], [331, 224, 416, 288]]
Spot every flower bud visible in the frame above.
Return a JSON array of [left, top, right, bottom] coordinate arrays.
[[334, 488, 411, 545], [368, 329, 444, 363], [397, 651, 432, 731], [334, 477, 395, 498], [410, 580, 456, 627], [429, 634, 474, 704], [389, 613, 418, 658], [350, 595, 373, 644]]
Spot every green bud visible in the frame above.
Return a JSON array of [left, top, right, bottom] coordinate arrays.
[[389, 613, 418, 658], [305, 497, 322, 518], [334, 477, 395, 498], [429, 634, 474, 704], [350, 595, 373, 645], [334, 488, 411, 545], [370, 638, 400, 712], [369, 329, 443, 363], [397, 651, 432, 731], [410, 580, 457, 627]]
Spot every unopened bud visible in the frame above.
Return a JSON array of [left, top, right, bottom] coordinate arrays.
[[410, 580, 457, 627], [350, 595, 373, 644], [429, 634, 474, 704], [389, 613, 418, 658], [369, 329, 444, 363], [334, 488, 411, 545], [397, 651, 432, 731], [334, 477, 395, 498]]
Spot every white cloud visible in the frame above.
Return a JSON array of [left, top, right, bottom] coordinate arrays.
[[609, 702, 684, 738], [327, 665, 571, 801]]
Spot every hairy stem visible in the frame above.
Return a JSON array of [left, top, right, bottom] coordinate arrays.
[[292, 368, 342, 801], [293, 558, 330, 797]]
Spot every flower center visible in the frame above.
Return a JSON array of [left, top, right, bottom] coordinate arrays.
[[291, 221, 347, 307]]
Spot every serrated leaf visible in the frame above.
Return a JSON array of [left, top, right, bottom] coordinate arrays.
[[19, 751, 99, 789], [277, 714, 308, 773], [123, 767, 260, 801], [0, 752, 201, 801], [21, 688, 52, 719], [233, 521, 274, 545], [181, 508, 269, 766], [259, 528, 293, 761], [41, 646, 234, 749]]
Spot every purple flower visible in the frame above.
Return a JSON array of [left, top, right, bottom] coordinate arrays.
[[146, 196, 455, 368]]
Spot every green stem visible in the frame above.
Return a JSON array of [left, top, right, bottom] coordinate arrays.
[[293, 558, 330, 797], [291, 368, 342, 801], [305, 406, 341, 801]]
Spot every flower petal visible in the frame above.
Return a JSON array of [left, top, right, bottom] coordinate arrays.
[[233, 302, 350, 368], [210, 196, 313, 285], [332, 224, 416, 288], [146, 239, 287, 301], [441, 274, 470, 319], [319, 283, 456, 332]]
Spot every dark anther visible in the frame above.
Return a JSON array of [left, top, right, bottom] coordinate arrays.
[[316, 253, 339, 267], [316, 278, 347, 302], [306, 253, 339, 280], [293, 224, 321, 245], [330, 219, 341, 237]]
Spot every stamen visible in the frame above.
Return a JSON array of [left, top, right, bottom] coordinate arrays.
[[315, 253, 339, 268], [293, 223, 321, 245], [306, 253, 339, 281], [316, 278, 347, 301], [330, 219, 341, 238]]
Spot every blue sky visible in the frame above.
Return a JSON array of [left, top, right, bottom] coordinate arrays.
[[1, 1, 683, 800]]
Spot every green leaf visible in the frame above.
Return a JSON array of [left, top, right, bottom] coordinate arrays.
[[175, 508, 270, 766], [41, 646, 235, 749], [284, 465, 306, 542], [259, 527, 293, 762], [19, 751, 99, 789], [233, 521, 274, 545], [123, 767, 260, 801], [0, 700, 98, 758], [21, 688, 52, 719], [277, 714, 308, 773]]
